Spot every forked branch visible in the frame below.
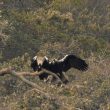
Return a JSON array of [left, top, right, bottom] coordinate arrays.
[[0, 67, 62, 97], [0, 67, 62, 82]]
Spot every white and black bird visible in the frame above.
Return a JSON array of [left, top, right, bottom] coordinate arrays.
[[31, 54, 88, 84]]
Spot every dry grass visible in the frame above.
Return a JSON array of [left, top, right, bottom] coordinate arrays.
[[0, 56, 110, 110]]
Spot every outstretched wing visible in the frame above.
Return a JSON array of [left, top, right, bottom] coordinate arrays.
[[70, 55, 88, 71], [65, 54, 88, 71]]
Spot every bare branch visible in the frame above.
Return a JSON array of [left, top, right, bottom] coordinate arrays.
[[11, 71, 50, 97], [0, 67, 12, 76], [0, 67, 63, 83], [0, 67, 63, 97]]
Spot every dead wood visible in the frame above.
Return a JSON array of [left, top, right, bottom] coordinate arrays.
[[0, 67, 62, 97]]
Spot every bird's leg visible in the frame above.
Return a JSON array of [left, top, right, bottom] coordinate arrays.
[[58, 72, 69, 84], [51, 76, 57, 83]]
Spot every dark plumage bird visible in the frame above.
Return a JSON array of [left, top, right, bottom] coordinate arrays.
[[31, 54, 88, 83]]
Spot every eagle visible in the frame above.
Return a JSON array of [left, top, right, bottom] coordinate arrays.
[[31, 54, 88, 84]]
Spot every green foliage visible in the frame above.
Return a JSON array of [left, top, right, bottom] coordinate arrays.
[[0, 0, 110, 110], [52, 0, 87, 12], [74, 35, 110, 57], [0, 53, 110, 110], [1, 1, 110, 61]]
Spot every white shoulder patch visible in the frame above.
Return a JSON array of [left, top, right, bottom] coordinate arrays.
[[44, 56, 49, 61], [33, 56, 37, 60], [59, 55, 68, 62]]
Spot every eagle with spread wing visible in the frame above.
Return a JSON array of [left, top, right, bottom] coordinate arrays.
[[31, 54, 88, 84]]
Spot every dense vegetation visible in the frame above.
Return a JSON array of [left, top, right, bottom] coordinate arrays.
[[0, 0, 110, 110]]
